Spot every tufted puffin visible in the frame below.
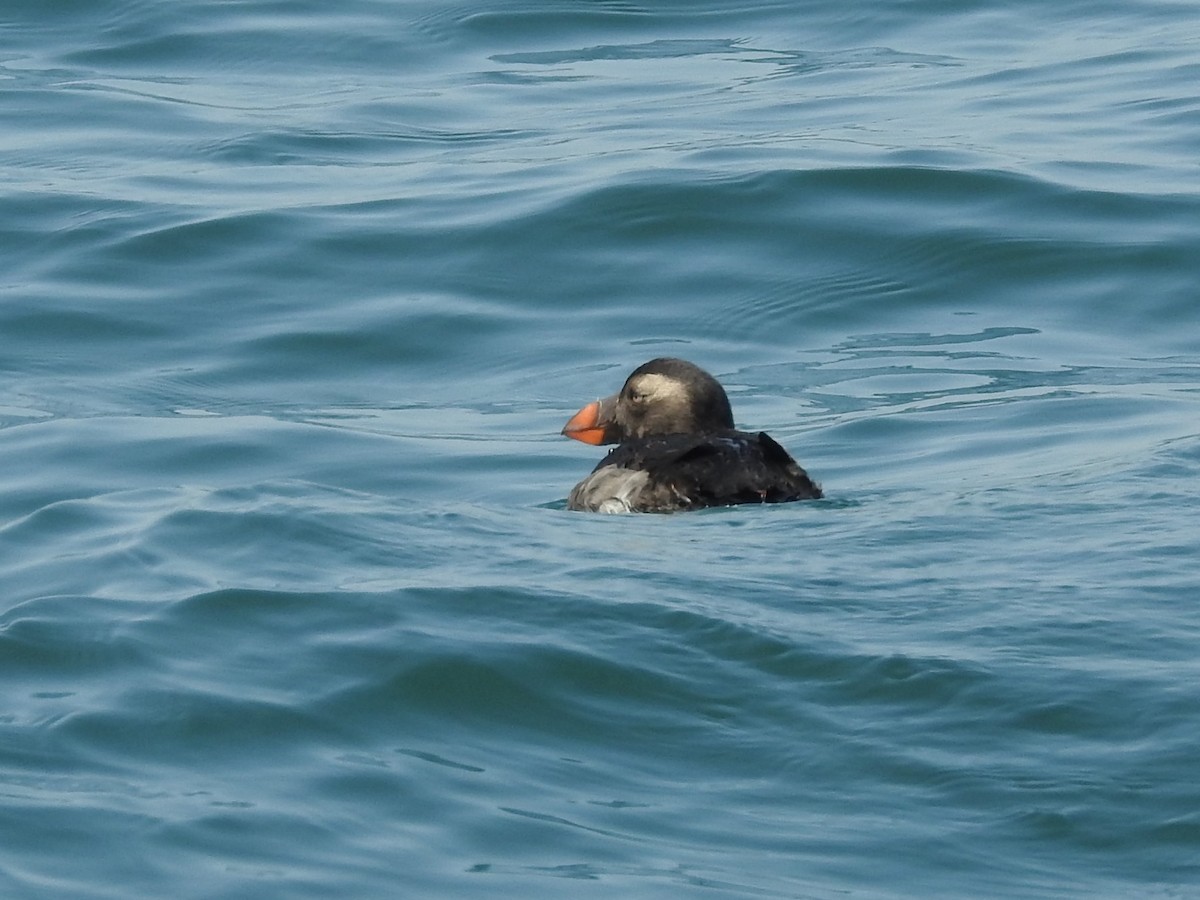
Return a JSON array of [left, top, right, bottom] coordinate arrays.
[[561, 357, 822, 513]]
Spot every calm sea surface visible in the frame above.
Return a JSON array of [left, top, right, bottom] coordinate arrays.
[[3, 1, 1199, 897]]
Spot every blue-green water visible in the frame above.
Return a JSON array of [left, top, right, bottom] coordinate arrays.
[[3, 1, 1200, 896]]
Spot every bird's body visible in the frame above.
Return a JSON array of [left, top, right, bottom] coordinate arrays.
[[562, 358, 821, 513]]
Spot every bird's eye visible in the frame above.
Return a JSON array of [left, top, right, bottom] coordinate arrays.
[[629, 390, 645, 403]]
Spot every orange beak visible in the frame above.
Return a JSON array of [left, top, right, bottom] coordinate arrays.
[[561, 395, 618, 445]]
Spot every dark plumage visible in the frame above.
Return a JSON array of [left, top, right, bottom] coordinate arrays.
[[561, 358, 822, 513]]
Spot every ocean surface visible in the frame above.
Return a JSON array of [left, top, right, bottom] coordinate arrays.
[[3, 0, 1199, 896]]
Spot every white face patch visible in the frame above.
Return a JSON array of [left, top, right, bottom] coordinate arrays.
[[618, 372, 697, 438], [630, 372, 686, 404]]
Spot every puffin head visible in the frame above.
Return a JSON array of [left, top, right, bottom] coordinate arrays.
[[562, 358, 736, 445]]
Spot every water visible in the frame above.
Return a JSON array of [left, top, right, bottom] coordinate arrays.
[[3, 0, 1199, 896]]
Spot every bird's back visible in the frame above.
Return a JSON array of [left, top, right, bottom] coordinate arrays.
[[568, 430, 821, 512]]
